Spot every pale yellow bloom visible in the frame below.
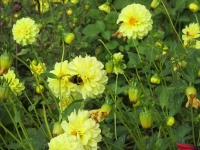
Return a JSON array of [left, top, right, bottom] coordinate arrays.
[[30, 62, 46, 75], [35, 0, 49, 13], [117, 3, 153, 39], [61, 110, 101, 149], [48, 133, 84, 150], [113, 52, 126, 74], [3, 70, 25, 96], [98, 3, 110, 13], [68, 55, 108, 99], [70, 0, 78, 4], [2, 0, 9, 4], [12, 18, 39, 46], [182, 23, 200, 42], [195, 40, 200, 49], [47, 60, 76, 98]]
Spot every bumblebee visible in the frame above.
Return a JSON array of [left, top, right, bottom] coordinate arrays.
[[69, 75, 83, 85]]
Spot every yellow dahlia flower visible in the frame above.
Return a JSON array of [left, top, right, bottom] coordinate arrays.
[[30, 61, 46, 75], [98, 3, 110, 13], [70, 0, 78, 4], [12, 18, 39, 46], [195, 40, 200, 49], [48, 133, 84, 150], [3, 70, 25, 96], [113, 52, 126, 74], [61, 110, 101, 149], [182, 23, 200, 42], [47, 60, 76, 98], [35, 0, 49, 13], [68, 55, 108, 99], [117, 3, 153, 39]]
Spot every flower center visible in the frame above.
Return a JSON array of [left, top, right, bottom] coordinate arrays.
[[129, 17, 137, 26]]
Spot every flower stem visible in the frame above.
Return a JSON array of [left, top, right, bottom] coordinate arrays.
[[43, 104, 52, 139], [190, 104, 196, 145], [98, 39, 112, 56], [0, 122, 28, 150], [114, 73, 118, 140]]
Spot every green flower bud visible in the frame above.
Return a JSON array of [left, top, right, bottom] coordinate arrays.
[[100, 103, 112, 116], [0, 51, 13, 74], [185, 86, 196, 98], [150, 73, 161, 84], [140, 110, 153, 129], [105, 61, 114, 74], [53, 122, 64, 137], [189, 3, 199, 13], [0, 85, 10, 102], [166, 116, 175, 127], [63, 33, 75, 44], [151, 0, 161, 9], [128, 85, 141, 104]]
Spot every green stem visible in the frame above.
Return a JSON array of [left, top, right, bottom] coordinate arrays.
[[10, 97, 34, 150], [2, 101, 22, 141], [161, 2, 187, 52], [23, 91, 48, 137], [190, 105, 196, 145], [0, 122, 28, 150], [114, 73, 118, 140], [42, 104, 52, 139], [98, 39, 112, 56]]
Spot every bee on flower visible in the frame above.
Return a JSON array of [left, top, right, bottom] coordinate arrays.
[[68, 55, 108, 99]]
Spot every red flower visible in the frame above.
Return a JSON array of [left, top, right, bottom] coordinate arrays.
[[176, 143, 200, 150]]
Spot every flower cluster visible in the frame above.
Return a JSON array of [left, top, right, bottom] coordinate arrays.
[[2, 69, 25, 96], [48, 110, 102, 150], [182, 23, 200, 49], [12, 17, 39, 46], [116, 3, 153, 40], [47, 55, 108, 99]]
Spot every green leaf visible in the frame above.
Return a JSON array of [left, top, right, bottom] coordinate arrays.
[[159, 88, 169, 109], [127, 52, 141, 67], [16, 49, 30, 56], [115, 134, 126, 148], [106, 41, 118, 49], [88, 9, 101, 20], [62, 100, 82, 120], [102, 30, 111, 40], [95, 21, 105, 32], [41, 72, 58, 79], [14, 111, 21, 123], [104, 12, 118, 23]]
